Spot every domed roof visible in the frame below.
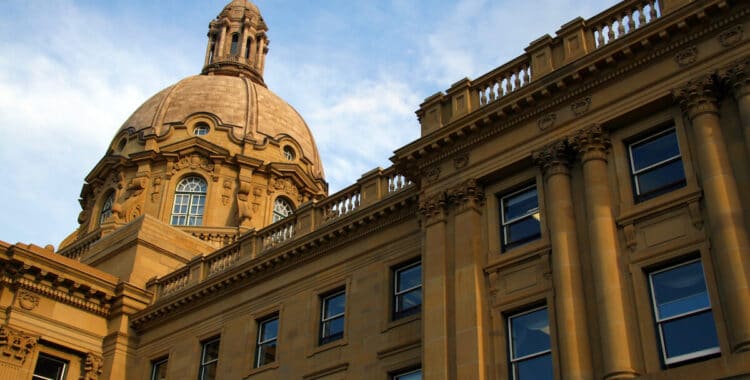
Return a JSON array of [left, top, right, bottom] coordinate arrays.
[[119, 75, 324, 179], [219, 0, 261, 20]]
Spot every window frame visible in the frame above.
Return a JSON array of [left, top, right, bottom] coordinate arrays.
[[255, 315, 279, 368], [507, 305, 553, 380], [193, 123, 210, 136], [319, 289, 346, 345], [272, 197, 294, 223], [391, 368, 422, 380], [32, 353, 68, 380], [627, 127, 686, 202], [99, 191, 114, 225], [170, 176, 207, 226], [647, 259, 720, 365], [392, 259, 422, 320], [499, 184, 541, 252], [150, 357, 168, 380], [198, 336, 220, 380]]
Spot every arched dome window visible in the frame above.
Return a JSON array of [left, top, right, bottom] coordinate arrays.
[[171, 176, 207, 226], [272, 197, 294, 223], [99, 192, 114, 225], [283, 146, 295, 161], [230, 33, 239, 55], [244, 37, 252, 59]]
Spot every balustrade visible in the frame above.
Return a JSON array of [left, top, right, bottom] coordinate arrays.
[[319, 185, 362, 223], [159, 268, 190, 297], [206, 246, 241, 276], [589, 0, 660, 48], [475, 56, 532, 107]]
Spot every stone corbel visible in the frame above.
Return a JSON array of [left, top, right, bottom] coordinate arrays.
[[623, 224, 637, 251]]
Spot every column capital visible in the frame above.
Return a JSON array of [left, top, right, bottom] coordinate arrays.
[[532, 140, 573, 177], [719, 57, 750, 99], [446, 178, 485, 211], [419, 191, 448, 225], [0, 324, 37, 365], [672, 75, 720, 120], [569, 124, 611, 163]]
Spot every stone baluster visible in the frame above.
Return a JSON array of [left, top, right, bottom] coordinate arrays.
[[533, 141, 593, 380], [673, 76, 750, 352], [569, 125, 639, 379]]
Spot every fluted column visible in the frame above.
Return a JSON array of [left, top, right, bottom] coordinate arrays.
[[674, 76, 750, 352], [569, 125, 638, 380], [720, 58, 750, 157], [533, 141, 593, 380], [447, 179, 488, 380], [419, 193, 452, 380]]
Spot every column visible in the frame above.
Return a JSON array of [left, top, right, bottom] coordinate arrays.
[[217, 23, 228, 57], [569, 125, 638, 379], [720, 58, 750, 165], [533, 141, 593, 380], [674, 76, 750, 352], [419, 193, 452, 380], [447, 179, 488, 380]]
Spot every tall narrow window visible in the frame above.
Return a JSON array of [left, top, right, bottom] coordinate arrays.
[[500, 185, 540, 252], [392, 368, 422, 380], [199, 337, 220, 380], [393, 260, 422, 320], [208, 35, 216, 63], [319, 290, 345, 345], [245, 37, 252, 59], [151, 357, 168, 380], [230, 33, 239, 55], [171, 176, 207, 226], [508, 306, 552, 380], [99, 192, 114, 225], [628, 127, 686, 202], [255, 315, 279, 368], [32, 353, 67, 380], [649, 260, 719, 365], [272, 198, 294, 222]]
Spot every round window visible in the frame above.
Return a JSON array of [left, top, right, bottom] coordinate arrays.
[[194, 123, 210, 136]]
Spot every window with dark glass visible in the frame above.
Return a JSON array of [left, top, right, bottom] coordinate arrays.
[[508, 306, 553, 380], [244, 37, 252, 59], [99, 192, 114, 225], [500, 185, 540, 252], [319, 290, 345, 345], [648, 260, 719, 365], [151, 357, 168, 380], [230, 33, 239, 55], [255, 315, 279, 368], [392, 368, 422, 380], [199, 337, 220, 380], [32, 353, 67, 380], [171, 176, 207, 226], [393, 260, 421, 320], [194, 123, 209, 136], [628, 128, 686, 202]]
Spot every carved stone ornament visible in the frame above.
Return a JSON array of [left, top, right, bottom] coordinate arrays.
[[0, 325, 37, 364], [672, 75, 719, 121], [570, 96, 592, 116], [424, 166, 440, 183], [418, 192, 447, 220], [446, 178, 485, 207], [674, 46, 698, 67], [267, 176, 299, 199], [222, 179, 233, 206], [569, 124, 611, 161], [453, 154, 469, 169], [172, 154, 215, 174], [17, 290, 40, 311], [719, 58, 750, 99], [532, 140, 573, 175], [82, 352, 104, 380], [537, 113, 557, 131], [150, 177, 162, 203], [719, 25, 744, 47]]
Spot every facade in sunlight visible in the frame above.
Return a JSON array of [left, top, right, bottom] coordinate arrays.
[[2, 0, 750, 379]]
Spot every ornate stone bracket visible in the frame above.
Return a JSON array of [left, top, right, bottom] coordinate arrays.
[[0, 325, 37, 365]]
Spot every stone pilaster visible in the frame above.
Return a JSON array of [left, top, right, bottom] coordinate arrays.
[[674, 76, 750, 352], [533, 141, 593, 380], [720, 58, 750, 161], [569, 125, 639, 379], [446, 179, 488, 380], [418, 192, 452, 380]]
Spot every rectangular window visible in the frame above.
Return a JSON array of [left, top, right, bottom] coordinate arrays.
[[628, 127, 686, 202], [199, 337, 220, 380], [500, 185, 541, 252], [151, 357, 168, 380], [393, 260, 422, 320], [255, 315, 279, 368], [392, 368, 422, 380], [508, 306, 553, 380], [32, 353, 67, 380], [319, 290, 345, 345], [648, 260, 719, 365]]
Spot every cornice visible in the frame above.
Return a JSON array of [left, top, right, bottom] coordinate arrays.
[[130, 187, 419, 330], [393, 1, 745, 175]]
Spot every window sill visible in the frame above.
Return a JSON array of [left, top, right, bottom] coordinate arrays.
[[244, 362, 279, 378], [307, 337, 348, 358], [382, 312, 421, 334], [616, 185, 701, 226], [488, 239, 549, 271]]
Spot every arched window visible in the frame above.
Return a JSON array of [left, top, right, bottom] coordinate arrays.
[[208, 35, 216, 63], [283, 146, 295, 161], [194, 122, 210, 136], [244, 37, 252, 59], [230, 33, 239, 55], [171, 176, 207, 226], [272, 198, 294, 222], [99, 192, 114, 225]]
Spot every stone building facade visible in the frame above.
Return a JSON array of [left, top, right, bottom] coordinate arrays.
[[1, 0, 750, 379]]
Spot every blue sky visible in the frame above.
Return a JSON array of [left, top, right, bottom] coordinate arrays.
[[0, 0, 619, 247]]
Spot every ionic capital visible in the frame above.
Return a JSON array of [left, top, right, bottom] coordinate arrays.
[[532, 140, 573, 177], [569, 124, 611, 164], [719, 57, 750, 99], [672, 75, 720, 121]]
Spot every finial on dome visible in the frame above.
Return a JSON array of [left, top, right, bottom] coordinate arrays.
[[201, 0, 269, 85]]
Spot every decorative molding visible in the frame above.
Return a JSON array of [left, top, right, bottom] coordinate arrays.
[[719, 57, 750, 99], [569, 124, 611, 163], [169, 153, 216, 179], [17, 289, 39, 311], [532, 140, 573, 176], [446, 178, 485, 210], [672, 75, 719, 121], [719, 25, 743, 47], [570, 96, 592, 116], [674, 46, 697, 67], [221, 179, 233, 206], [82, 352, 104, 380], [424, 167, 440, 183], [418, 192, 448, 222], [0, 325, 37, 365], [453, 153, 469, 169], [537, 113, 556, 131]]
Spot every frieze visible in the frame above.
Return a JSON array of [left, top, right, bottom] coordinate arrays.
[[17, 289, 39, 311], [674, 46, 697, 67], [0, 325, 37, 364], [719, 25, 743, 47]]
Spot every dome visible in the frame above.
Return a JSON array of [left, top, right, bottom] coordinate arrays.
[[118, 75, 324, 179], [219, 0, 262, 20]]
